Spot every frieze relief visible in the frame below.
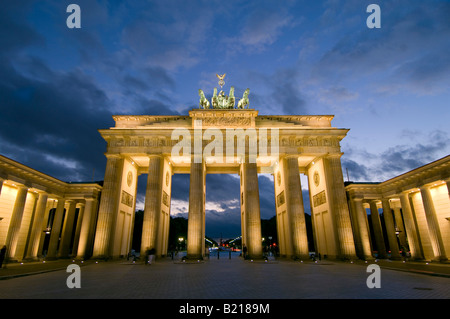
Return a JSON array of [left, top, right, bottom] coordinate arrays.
[[108, 134, 340, 150], [200, 117, 252, 127]]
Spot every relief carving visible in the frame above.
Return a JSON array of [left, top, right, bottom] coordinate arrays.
[[121, 190, 134, 207], [313, 190, 327, 207], [277, 190, 285, 207]]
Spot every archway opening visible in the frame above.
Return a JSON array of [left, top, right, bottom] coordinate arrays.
[[205, 174, 240, 258]]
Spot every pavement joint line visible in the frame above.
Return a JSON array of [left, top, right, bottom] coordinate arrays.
[[0, 261, 93, 281], [1, 258, 450, 280]]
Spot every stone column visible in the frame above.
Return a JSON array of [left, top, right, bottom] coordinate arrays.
[[5, 185, 28, 261], [369, 201, 387, 259], [46, 198, 66, 259], [25, 192, 48, 260], [392, 206, 408, 250], [420, 186, 448, 261], [141, 155, 164, 257], [76, 198, 97, 259], [0, 177, 4, 196], [399, 192, 423, 260], [323, 154, 357, 259], [92, 155, 124, 259], [187, 159, 206, 259], [58, 200, 77, 258], [283, 156, 309, 259], [381, 199, 401, 259], [71, 203, 85, 258], [446, 179, 450, 198], [241, 161, 263, 259], [352, 198, 373, 260]]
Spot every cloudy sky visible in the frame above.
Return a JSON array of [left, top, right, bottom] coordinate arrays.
[[1, 0, 449, 240]]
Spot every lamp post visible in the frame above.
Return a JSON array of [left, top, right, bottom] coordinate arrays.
[[268, 236, 272, 256], [178, 237, 184, 251]]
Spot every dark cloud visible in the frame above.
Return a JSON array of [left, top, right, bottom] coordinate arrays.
[[0, 57, 113, 181], [258, 175, 276, 219], [312, 1, 450, 94], [376, 130, 449, 178], [342, 130, 450, 182], [341, 158, 371, 182], [0, 1, 45, 54], [246, 68, 308, 115]]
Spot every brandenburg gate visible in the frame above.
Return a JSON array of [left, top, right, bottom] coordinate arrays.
[[91, 81, 358, 261]]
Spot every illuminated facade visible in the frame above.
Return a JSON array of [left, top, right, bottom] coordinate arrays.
[[346, 155, 450, 262], [0, 109, 448, 263], [0, 155, 101, 262], [91, 109, 357, 260]]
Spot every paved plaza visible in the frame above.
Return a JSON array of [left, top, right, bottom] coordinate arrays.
[[1, 253, 449, 300]]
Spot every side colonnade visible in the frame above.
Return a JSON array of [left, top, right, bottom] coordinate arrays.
[[0, 155, 101, 262], [346, 155, 450, 262]]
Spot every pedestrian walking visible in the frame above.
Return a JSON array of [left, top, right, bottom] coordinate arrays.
[[147, 247, 156, 265], [242, 245, 247, 259]]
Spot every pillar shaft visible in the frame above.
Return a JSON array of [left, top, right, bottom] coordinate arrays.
[[5, 186, 28, 260], [71, 204, 85, 258], [0, 178, 4, 196], [76, 199, 97, 259], [446, 180, 450, 198], [283, 157, 309, 258], [369, 201, 387, 258], [323, 155, 356, 259], [420, 186, 447, 261], [46, 199, 65, 259], [187, 160, 205, 259], [141, 156, 164, 256], [241, 162, 262, 259], [92, 155, 124, 259], [393, 206, 408, 249], [353, 198, 373, 259], [399, 193, 424, 260], [58, 200, 77, 258], [381, 199, 401, 259], [26, 193, 48, 260]]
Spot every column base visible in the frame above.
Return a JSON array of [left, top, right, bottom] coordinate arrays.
[[388, 256, 403, 261], [44, 256, 58, 261], [186, 254, 204, 260], [433, 257, 449, 263], [91, 255, 111, 261], [23, 257, 41, 262]]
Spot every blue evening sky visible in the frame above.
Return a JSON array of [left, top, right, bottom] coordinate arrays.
[[1, 0, 449, 239]]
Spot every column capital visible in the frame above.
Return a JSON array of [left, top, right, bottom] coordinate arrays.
[[419, 184, 433, 191], [324, 152, 344, 159], [15, 184, 29, 190], [400, 189, 414, 196], [83, 196, 97, 202], [105, 153, 122, 159], [53, 196, 66, 202], [282, 155, 298, 160], [350, 195, 364, 202], [148, 154, 164, 159]]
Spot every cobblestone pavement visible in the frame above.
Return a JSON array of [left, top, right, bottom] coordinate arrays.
[[0, 254, 449, 300]]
